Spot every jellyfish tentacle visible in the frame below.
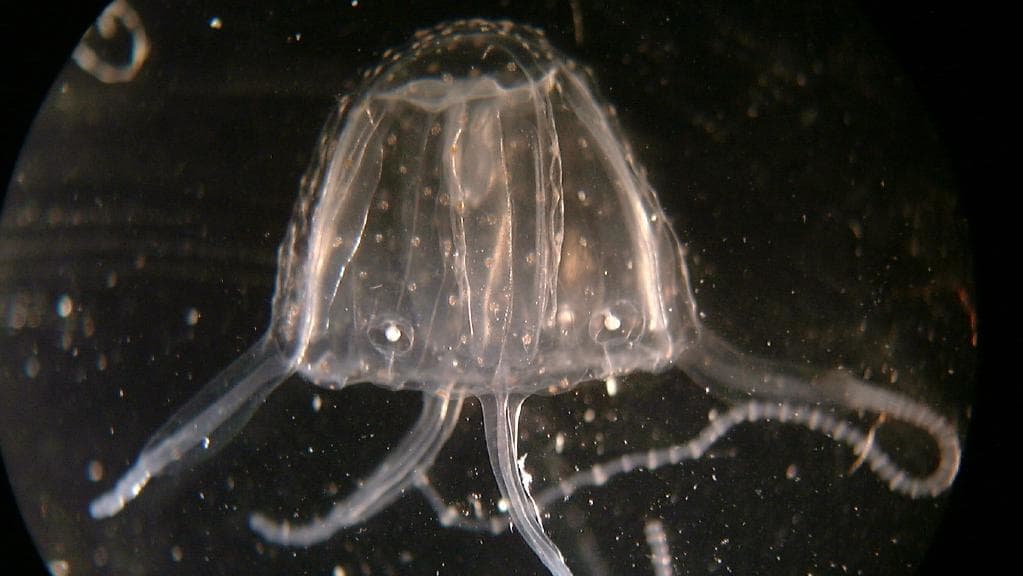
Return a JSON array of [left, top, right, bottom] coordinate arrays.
[[481, 393, 573, 576], [413, 470, 510, 534], [812, 370, 961, 497], [678, 330, 960, 496], [89, 337, 292, 519], [249, 389, 463, 546], [529, 397, 959, 513], [680, 331, 825, 405], [644, 518, 675, 576]]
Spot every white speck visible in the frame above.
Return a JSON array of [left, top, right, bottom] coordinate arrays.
[[557, 308, 575, 327], [554, 432, 565, 454], [209, 17, 222, 29], [202, 436, 211, 449], [170, 545, 183, 562], [605, 376, 619, 397], [603, 312, 621, 331], [584, 408, 596, 423], [517, 454, 533, 490], [86, 460, 104, 482], [384, 324, 402, 342], [56, 294, 73, 318], [350, 0, 358, 6], [786, 464, 799, 480], [24, 356, 40, 378], [312, 394, 323, 412], [47, 560, 70, 576], [333, 566, 347, 576], [439, 505, 458, 525], [497, 498, 509, 512], [185, 307, 200, 326]]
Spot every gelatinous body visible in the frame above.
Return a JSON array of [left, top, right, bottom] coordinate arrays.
[[90, 19, 961, 575]]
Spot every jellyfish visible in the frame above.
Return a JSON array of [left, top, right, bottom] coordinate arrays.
[[89, 19, 960, 576]]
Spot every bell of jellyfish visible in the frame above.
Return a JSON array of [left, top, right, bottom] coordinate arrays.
[[2, 5, 970, 576]]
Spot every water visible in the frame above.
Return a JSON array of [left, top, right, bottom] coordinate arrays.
[[2, 3, 974, 575], [82, 19, 961, 575]]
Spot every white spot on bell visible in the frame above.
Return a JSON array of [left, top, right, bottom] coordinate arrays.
[[603, 312, 622, 331]]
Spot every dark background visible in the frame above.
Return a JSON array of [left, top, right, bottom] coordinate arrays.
[[2, 1, 996, 574]]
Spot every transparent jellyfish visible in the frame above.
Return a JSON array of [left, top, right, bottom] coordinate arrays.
[[82, 18, 961, 576]]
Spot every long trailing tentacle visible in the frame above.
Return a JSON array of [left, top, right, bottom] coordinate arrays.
[[421, 391, 958, 540], [531, 396, 958, 512], [250, 389, 463, 546], [679, 330, 960, 497]]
